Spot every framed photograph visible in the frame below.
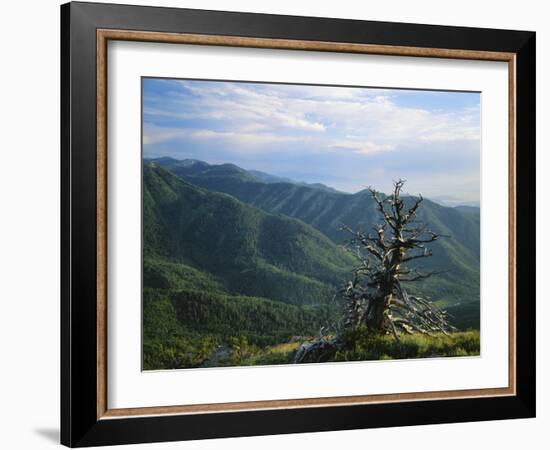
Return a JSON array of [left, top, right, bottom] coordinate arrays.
[[61, 1, 536, 447]]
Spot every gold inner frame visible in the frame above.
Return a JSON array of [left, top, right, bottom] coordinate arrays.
[[96, 29, 517, 420]]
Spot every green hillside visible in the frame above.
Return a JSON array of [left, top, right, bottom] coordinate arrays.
[[144, 163, 356, 305], [143, 286, 332, 369], [142, 163, 360, 369], [142, 160, 481, 369], [151, 158, 480, 310]]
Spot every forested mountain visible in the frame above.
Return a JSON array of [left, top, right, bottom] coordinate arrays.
[[149, 157, 480, 310], [142, 160, 481, 369], [143, 163, 361, 368], [145, 157, 340, 192], [144, 163, 356, 306]]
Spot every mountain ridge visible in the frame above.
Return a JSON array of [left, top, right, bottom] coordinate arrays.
[[148, 157, 480, 307], [144, 163, 356, 306]]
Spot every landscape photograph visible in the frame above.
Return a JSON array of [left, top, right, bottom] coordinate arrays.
[[142, 78, 481, 370]]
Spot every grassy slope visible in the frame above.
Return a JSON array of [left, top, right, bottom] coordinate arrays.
[[224, 331, 481, 367]]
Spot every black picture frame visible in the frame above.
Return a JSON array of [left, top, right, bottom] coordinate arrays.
[[61, 1, 536, 447]]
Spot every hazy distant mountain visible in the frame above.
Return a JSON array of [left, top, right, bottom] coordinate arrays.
[[428, 194, 480, 208], [248, 170, 340, 193], [454, 205, 481, 214], [246, 170, 294, 184], [146, 157, 340, 193]]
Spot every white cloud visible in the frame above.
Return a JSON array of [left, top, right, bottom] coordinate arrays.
[[329, 140, 395, 155], [169, 81, 327, 133], [143, 80, 480, 202], [190, 129, 300, 147], [145, 80, 480, 159], [143, 125, 188, 145], [144, 124, 300, 152]]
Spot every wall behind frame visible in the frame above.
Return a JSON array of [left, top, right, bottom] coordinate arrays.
[[0, 1, 545, 450]]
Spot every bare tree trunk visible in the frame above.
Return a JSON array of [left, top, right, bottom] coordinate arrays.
[[295, 180, 456, 364], [369, 297, 386, 329], [339, 181, 451, 336]]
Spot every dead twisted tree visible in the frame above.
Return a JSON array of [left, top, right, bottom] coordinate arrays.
[[294, 180, 455, 364]]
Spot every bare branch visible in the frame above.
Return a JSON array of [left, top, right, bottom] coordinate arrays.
[[399, 269, 445, 282], [296, 178, 454, 356], [409, 230, 446, 245], [402, 248, 433, 263], [403, 194, 423, 224], [341, 224, 386, 260], [369, 188, 399, 231]]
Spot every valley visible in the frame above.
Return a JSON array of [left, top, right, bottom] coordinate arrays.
[[143, 158, 481, 369]]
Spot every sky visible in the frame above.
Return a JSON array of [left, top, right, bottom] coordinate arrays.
[[143, 78, 481, 205]]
